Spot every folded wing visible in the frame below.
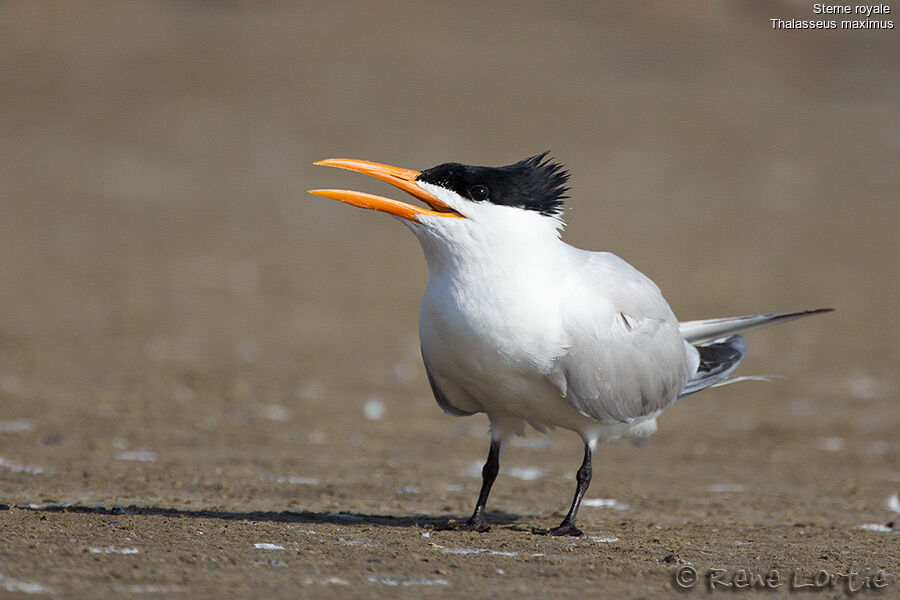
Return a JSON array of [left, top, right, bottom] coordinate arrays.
[[548, 252, 697, 425]]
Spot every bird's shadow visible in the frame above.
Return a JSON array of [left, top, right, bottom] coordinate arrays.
[[2, 502, 520, 530]]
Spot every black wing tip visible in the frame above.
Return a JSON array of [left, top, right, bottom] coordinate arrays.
[[682, 334, 747, 398], [768, 308, 834, 319]]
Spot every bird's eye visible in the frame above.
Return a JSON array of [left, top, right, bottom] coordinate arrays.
[[468, 185, 489, 202]]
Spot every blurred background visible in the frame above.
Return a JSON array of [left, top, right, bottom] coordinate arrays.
[[0, 1, 898, 592]]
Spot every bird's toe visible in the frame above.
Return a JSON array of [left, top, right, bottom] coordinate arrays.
[[455, 517, 491, 532], [536, 522, 583, 537]]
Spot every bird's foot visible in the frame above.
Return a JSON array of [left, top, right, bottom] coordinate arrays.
[[549, 522, 583, 536], [532, 522, 583, 537], [453, 516, 491, 532]]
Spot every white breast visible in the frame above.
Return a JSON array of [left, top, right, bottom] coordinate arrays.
[[413, 211, 591, 436], [409, 200, 688, 442]]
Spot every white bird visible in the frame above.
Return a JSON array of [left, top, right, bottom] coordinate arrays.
[[310, 153, 831, 536]]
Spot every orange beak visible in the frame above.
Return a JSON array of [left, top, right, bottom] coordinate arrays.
[[309, 158, 463, 221]]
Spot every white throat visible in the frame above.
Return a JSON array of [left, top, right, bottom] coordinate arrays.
[[407, 181, 567, 278]]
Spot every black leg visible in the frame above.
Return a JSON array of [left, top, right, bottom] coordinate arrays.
[[546, 443, 592, 536], [457, 439, 500, 532]]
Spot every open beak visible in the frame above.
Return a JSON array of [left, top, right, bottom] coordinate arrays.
[[309, 158, 463, 221]]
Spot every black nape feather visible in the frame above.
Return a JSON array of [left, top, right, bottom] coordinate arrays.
[[416, 151, 570, 217]]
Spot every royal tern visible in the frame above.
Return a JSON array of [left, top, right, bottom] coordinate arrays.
[[310, 153, 830, 536]]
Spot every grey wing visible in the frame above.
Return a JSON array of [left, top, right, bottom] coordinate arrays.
[[547, 252, 698, 424], [550, 318, 695, 424]]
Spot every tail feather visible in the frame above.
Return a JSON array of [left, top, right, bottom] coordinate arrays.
[[680, 335, 746, 398], [679, 308, 833, 344], [678, 308, 832, 398], [707, 374, 785, 390]]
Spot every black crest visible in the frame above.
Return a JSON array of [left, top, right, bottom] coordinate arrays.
[[416, 152, 570, 217]]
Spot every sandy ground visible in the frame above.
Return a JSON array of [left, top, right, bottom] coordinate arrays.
[[1, 2, 898, 598]]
